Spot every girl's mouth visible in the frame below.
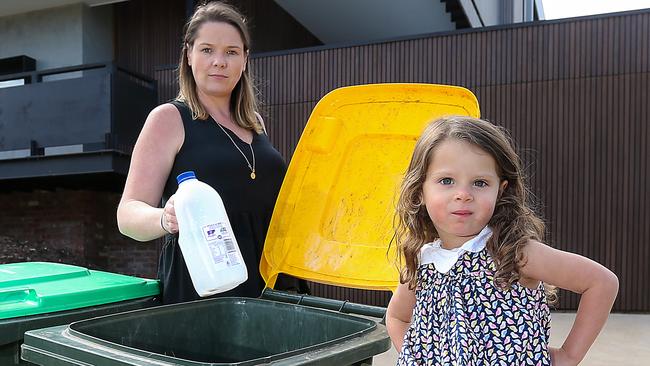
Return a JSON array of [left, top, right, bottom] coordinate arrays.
[[452, 210, 472, 216]]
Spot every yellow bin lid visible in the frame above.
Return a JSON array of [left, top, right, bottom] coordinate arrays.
[[261, 83, 480, 292]]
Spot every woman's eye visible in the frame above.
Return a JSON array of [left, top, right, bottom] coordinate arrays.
[[201, 48, 212, 54], [474, 180, 488, 188], [439, 178, 453, 185], [227, 50, 239, 55]]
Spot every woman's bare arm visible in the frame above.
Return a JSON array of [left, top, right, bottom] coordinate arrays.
[[117, 104, 184, 241]]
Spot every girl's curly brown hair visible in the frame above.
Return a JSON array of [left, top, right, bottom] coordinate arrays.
[[394, 116, 554, 300]]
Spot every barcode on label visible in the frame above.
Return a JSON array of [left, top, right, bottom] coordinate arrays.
[[224, 239, 236, 252]]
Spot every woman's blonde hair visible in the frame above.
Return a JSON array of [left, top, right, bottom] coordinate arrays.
[[395, 116, 554, 300], [176, 1, 262, 133]]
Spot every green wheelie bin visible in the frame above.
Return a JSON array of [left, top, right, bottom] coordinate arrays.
[[0, 261, 159, 365], [21, 294, 389, 365]]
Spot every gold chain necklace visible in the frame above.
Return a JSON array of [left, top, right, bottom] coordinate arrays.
[[215, 122, 256, 180]]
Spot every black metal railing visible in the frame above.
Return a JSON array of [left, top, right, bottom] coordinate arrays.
[[0, 62, 157, 159]]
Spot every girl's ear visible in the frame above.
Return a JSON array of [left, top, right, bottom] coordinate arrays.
[[498, 180, 509, 197], [186, 44, 192, 66]]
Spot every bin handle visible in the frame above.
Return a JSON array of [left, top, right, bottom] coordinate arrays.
[[338, 300, 349, 312]]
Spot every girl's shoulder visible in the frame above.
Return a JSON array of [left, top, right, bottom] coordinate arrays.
[[516, 239, 551, 283]]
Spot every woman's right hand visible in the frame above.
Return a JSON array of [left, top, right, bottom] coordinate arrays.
[[161, 195, 179, 234]]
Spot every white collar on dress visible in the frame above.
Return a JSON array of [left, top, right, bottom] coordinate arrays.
[[419, 226, 493, 273]]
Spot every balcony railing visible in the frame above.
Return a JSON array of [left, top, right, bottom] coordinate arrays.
[[0, 62, 157, 180]]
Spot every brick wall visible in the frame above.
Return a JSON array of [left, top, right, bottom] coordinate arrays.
[[0, 189, 159, 278]]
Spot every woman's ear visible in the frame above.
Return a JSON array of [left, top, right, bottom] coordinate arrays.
[[186, 44, 192, 67], [243, 50, 249, 72], [499, 180, 509, 197]]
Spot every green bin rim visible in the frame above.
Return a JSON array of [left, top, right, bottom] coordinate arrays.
[[65, 297, 379, 365]]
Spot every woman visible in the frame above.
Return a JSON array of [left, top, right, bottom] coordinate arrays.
[[117, 2, 303, 304]]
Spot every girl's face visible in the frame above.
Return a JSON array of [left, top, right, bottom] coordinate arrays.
[[187, 21, 247, 99], [422, 138, 507, 248]]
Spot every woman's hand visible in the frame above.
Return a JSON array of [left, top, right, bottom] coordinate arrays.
[[161, 195, 178, 234], [549, 346, 578, 366]]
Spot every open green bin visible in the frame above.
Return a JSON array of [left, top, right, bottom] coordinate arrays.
[[21, 84, 480, 365], [22, 294, 389, 365], [0, 261, 160, 365]]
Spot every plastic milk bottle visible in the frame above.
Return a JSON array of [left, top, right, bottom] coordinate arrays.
[[174, 171, 248, 296]]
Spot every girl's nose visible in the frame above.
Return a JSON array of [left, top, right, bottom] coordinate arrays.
[[454, 189, 473, 202]]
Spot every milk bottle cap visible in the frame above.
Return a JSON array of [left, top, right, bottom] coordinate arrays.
[[176, 171, 196, 184]]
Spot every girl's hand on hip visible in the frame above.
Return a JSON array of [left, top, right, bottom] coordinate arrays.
[[549, 347, 579, 366]]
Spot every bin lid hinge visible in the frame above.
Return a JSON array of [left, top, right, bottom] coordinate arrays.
[[261, 288, 387, 319]]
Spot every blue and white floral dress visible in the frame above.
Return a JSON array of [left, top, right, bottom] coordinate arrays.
[[397, 227, 551, 366]]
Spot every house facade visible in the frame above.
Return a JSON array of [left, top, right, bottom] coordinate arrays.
[[2, 0, 647, 312]]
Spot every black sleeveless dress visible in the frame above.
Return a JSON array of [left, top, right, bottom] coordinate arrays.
[[158, 101, 298, 304]]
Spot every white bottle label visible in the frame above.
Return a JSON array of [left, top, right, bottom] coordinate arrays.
[[202, 223, 240, 269]]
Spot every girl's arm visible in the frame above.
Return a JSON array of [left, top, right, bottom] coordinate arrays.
[[116, 104, 184, 241], [386, 282, 417, 353], [520, 240, 619, 366]]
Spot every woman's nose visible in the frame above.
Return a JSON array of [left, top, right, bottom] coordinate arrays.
[[213, 54, 226, 68]]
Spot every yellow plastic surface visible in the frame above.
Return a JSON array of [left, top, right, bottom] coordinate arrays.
[[261, 83, 480, 292]]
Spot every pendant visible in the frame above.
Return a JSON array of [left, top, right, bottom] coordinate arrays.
[[250, 172, 256, 180]]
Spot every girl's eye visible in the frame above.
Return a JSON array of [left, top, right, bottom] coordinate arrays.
[[227, 50, 239, 55], [474, 180, 488, 188], [201, 48, 212, 54], [439, 178, 454, 185]]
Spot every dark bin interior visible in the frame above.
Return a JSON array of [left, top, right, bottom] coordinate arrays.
[[69, 297, 377, 364], [2, 297, 159, 366]]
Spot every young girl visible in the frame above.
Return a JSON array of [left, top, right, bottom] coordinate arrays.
[[386, 116, 618, 366]]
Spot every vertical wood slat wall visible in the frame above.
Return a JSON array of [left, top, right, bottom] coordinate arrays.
[[115, 0, 320, 90], [114, 0, 185, 80], [138, 9, 648, 311], [247, 11, 650, 312]]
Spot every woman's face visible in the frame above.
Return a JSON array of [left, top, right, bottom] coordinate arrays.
[[187, 21, 247, 99]]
